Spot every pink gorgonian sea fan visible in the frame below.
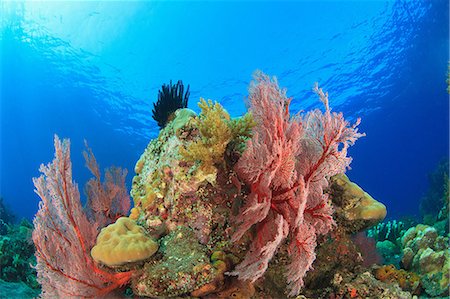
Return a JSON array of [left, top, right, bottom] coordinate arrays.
[[32, 135, 132, 298], [230, 71, 365, 296]]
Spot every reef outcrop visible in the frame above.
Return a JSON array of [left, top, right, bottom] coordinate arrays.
[[90, 72, 387, 298]]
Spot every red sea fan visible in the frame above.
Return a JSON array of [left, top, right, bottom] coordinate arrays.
[[83, 141, 130, 228], [231, 71, 364, 296], [32, 135, 132, 298]]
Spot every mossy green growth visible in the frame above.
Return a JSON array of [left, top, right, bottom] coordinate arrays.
[[179, 98, 255, 176], [0, 219, 39, 290], [132, 226, 217, 297]]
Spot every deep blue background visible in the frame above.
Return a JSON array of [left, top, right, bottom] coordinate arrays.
[[1, 1, 448, 221]]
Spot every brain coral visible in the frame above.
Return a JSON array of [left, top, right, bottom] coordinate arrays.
[[91, 217, 158, 267]]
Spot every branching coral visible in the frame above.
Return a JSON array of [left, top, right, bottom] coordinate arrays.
[[230, 71, 364, 296]]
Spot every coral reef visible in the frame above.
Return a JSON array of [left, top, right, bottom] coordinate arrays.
[[91, 217, 159, 267], [0, 219, 39, 290], [35, 72, 425, 299], [367, 220, 410, 267], [400, 224, 449, 297], [330, 271, 414, 299], [152, 80, 190, 129], [32, 136, 132, 298], [0, 197, 16, 235], [363, 159, 450, 298], [261, 175, 387, 298], [328, 174, 387, 234], [112, 72, 365, 297], [373, 264, 421, 294]]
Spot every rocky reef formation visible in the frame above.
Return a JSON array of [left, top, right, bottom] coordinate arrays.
[[33, 72, 402, 299], [366, 159, 450, 298], [401, 224, 449, 297], [86, 72, 392, 298]]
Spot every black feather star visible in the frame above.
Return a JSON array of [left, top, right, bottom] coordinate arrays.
[[152, 80, 190, 129]]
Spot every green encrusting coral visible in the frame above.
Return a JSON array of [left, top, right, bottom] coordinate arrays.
[[0, 219, 39, 291], [132, 226, 219, 297]]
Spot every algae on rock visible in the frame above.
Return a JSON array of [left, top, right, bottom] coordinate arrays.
[[132, 226, 219, 297]]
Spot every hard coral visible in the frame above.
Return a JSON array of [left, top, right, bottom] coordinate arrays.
[[374, 264, 421, 294], [132, 226, 218, 297], [91, 217, 158, 267], [329, 174, 387, 234], [401, 224, 449, 297]]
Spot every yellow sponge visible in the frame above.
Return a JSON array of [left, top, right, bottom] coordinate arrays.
[[91, 217, 158, 267]]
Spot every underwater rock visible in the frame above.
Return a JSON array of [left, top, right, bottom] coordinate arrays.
[[101, 73, 375, 298], [332, 271, 413, 299], [207, 278, 255, 299], [91, 217, 158, 268], [132, 226, 219, 297], [328, 174, 387, 234]]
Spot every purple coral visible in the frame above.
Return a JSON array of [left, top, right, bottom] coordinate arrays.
[[231, 71, 364, 296]]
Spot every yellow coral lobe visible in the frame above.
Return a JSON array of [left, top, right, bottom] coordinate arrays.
[[91, 217, 158, 267], [143, 192, 156, 209], [129, 207, 141, 220], [334, 174, 387, 222], [135, 157, 145, 174]]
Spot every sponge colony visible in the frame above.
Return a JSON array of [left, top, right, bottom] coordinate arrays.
[[91, 217, 158, 267]]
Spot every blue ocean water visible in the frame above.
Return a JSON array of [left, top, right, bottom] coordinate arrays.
[[0, 0, 448, 222]]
